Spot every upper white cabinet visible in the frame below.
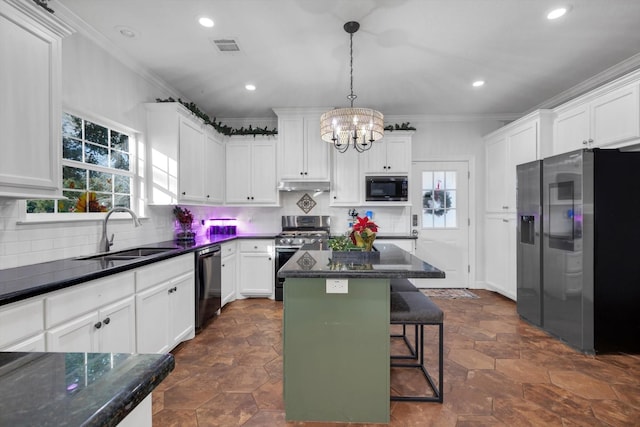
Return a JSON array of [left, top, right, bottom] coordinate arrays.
[[553, 79, 640, 155], [330, 147, 361, 206], [362, 132, 412, 175], [485, 111, 552, 213], [0, 0, 73, 198], [145, 102, 225, 205], [275, 109, 330, 181], [225, 136, 278, 205], [204, 128, 225, 204]]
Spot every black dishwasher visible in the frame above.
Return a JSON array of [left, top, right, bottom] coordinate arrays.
[[195, 245, 221, 332]]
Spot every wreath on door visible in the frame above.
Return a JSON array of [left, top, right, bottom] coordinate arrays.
[[423, 189, 452, 217]]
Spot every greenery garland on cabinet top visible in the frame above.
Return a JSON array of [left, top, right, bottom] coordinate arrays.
[[155, 98, 417, 136], [155, 98, 278, 137]]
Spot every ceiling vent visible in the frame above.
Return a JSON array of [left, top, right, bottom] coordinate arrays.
[[211, 38, 241, 53]]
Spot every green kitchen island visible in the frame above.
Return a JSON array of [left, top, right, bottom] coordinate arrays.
[[277, 243, 445, 423]]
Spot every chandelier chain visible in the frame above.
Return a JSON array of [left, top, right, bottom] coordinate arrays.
[[349, 31, 355, 107]]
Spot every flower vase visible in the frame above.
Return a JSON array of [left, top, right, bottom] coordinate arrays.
[[176, 222, 195, 242]]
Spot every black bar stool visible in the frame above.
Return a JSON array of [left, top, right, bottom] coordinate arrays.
[[390, 291, 444, 402], [390, 279, 420, 359]]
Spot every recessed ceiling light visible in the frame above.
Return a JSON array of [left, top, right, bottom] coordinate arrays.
[[245, 84, 256, 91], [198, 16, 214, 28], [547, 6, 569, 20], [115, 26, 137, 38], [472, 80, 485, 88]]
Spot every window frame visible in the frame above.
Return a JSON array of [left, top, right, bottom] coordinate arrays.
[[24, 108, 141, 222]]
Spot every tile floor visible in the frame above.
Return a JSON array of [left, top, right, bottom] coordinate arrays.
[[152, 290, 640, 426]]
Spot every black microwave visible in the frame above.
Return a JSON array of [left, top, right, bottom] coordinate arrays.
[[365, 176, 408, 202]]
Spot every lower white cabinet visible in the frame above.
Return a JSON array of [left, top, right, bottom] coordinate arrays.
[[45, 271, 136, 353], [0, 296, 45, 351], [238, 240, 274, 298], [484, 214, 516, 300], [221, 241, 237, 307], [46, 296, 135, 353], [135, 254, 195, 353]]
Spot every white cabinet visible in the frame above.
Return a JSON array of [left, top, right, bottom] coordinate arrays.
[[0, 296, 45, 351], [221, 241, 237, 307], [145, 102, 225, 205], [362, 133, 412, 175], [484, 215, 516, 300], [135, 254, 195, 353], [238, 240, 274, 298], [178, 116, 205, 203], [330, 147, 361, 206], [0, 0, 73, 198], [485, 111, 551, 213], [205, 129, 225, 204], [553, 82, 640, 154], [276, 111, 330, 181], [225, 136, 278, 205], [44, 271, 136, 353]]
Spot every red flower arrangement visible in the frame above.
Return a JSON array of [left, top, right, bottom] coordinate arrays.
[[349, 216, 379, 251]]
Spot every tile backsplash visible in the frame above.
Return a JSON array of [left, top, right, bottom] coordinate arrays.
[[0, 192, 411, 269]]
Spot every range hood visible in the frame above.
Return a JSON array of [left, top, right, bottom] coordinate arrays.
[[277, 180, 330, 192]]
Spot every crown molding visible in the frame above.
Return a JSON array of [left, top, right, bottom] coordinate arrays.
[[527, 52, 640, 113]]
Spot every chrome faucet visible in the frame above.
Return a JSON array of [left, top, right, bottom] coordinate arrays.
[[99, 207, 142, 252]]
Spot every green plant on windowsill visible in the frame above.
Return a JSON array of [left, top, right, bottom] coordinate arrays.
[[327, 235, 361, 251]]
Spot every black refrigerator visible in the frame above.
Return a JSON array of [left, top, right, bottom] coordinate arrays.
[[517, 148, 640, 354]]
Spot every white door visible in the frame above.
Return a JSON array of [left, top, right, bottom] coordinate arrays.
[[411, 161, 470, 288]]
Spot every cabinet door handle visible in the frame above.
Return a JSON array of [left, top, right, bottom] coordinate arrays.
[[502, 219, 509, 223], [268, 257, 272, 261], [222, 263, 225, 267], [94, 321, 102, 329], [247, 196, 250, 200], [582, 140, 588, 145], [251, 196, 254, 200], [182, 191, 186, 195], [304, 172, 308, 175], [300, 172, 304, 175], [103, 317, 111, 325], [206, 195, 210, 198], [502, 205, 509, 209], [168, 287, 177, 294]]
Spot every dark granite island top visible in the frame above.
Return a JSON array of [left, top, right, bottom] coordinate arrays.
[[0, 352, 174, 426], [277, 243, 445, 279]]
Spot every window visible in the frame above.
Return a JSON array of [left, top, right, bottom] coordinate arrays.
[[27, 113, 135, 214], [421, 170, 457, 228]]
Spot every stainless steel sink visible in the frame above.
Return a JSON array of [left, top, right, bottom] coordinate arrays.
[[76, 247, 177, 261]]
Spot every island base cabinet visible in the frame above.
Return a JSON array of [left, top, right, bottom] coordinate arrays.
[[283, 278, 390, 423]]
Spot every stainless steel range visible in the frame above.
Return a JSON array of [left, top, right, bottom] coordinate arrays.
[[275, 215, 330, 301]]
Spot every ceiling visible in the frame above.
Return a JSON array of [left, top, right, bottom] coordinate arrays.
[[54, 0, 640, 120]]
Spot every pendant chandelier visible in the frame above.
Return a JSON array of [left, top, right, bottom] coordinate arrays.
[[320, 21, 384, 153]]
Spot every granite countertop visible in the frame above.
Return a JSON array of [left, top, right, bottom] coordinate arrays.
[[0, 352, 174, 426], [0, 233, 276, 307], [278, 243, 445, 279]]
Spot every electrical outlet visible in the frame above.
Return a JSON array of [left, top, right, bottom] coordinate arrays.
[[326, 279, 348, 294]]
